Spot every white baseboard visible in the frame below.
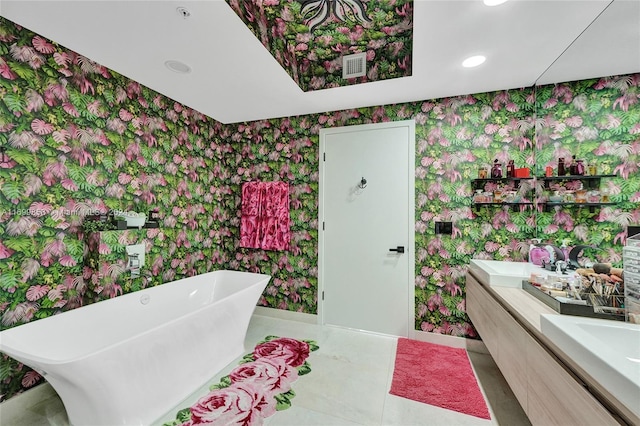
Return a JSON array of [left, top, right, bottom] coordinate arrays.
[[253, 306, 318, 324], [412, 330, 489, 354], [251, 307, 488, 354]]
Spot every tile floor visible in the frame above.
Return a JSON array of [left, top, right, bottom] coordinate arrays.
[[0, 314, 530, 426]]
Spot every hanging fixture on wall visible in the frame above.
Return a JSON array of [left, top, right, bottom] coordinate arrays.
[[300, 0, 371, 32], [357, 177, 367, 189]]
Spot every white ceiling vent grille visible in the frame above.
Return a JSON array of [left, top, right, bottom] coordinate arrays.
[[342, 52, 367, 79]]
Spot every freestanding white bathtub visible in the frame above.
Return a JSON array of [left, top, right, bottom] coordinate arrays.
[[0, 270, 270, 426]]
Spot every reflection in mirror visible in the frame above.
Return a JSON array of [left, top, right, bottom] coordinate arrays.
[[535, 0, 640, 86], [533, 0, 640, 238]]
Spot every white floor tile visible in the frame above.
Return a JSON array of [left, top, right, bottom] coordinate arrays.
[[0, 314, 529, 426], [265, 405, 364, 426]]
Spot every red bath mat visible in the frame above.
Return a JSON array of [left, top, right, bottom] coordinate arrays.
[[389, 338, 491, 420]]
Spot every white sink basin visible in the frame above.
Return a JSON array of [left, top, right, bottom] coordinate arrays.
[[469, 259, 549, 287], [540, 314, 640, 418]]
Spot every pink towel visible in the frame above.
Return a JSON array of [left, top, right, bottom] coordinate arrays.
[[240, 181, 290, 251]]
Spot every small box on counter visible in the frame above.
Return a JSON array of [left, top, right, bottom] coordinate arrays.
[[514, 168, 530, 178]]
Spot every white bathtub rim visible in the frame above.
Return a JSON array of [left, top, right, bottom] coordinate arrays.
[[0, 270, 271, 366]]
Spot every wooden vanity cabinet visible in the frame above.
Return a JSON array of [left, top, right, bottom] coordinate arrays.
[[466, 272, 622, 426]]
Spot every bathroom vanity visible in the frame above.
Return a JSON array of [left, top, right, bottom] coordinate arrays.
[[466, 266, 639, 425]]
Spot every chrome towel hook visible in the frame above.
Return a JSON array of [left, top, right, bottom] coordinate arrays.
[[357, 177, 367, 189]]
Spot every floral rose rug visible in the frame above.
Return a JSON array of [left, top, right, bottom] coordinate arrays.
[[163, 336, 319, 426]]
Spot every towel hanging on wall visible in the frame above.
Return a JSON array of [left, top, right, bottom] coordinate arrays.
[[240, 181, 290, 251]]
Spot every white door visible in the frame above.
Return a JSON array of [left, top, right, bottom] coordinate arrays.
[[319, 120, 415, 337]]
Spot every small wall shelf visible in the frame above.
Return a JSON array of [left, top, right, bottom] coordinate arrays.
[[473, 202, 535, 212], [471, 177, 534, 190], [471, 174, 618, 213], [538, 174, 616, 190], [542, 202, 617, 213]]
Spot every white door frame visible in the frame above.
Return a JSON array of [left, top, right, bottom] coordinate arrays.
[[318, 120, 415, 337]]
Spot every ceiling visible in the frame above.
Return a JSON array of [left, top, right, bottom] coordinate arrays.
[[1, 0, 639, 124]]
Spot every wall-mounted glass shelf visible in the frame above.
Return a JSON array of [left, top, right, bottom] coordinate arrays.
[[537, 174, 616, 181], [472, 202, 535, 212], [542, 202, 617, 212], [471, 174, 618, 213], [538, 174, 616, 190]]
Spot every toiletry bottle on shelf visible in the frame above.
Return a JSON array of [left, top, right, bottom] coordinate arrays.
[[569, 155, 578, 175], [545, 165, 553, 177], [576, 159, 585, 176], [506, 160, 515, 178], [560, 239, 570, 262], [478, 166, 488, 179], [557, 157, 566, 176], [491, 159, 502, 178], [588, 162, 597, 176]]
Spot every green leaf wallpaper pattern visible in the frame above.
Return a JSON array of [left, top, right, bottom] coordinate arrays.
[[1, 15, 639, 402], [225, 0, 413, 91]]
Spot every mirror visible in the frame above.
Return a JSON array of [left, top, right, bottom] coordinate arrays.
[[531, 0, 640, 243], [535, 0, 640, 86]]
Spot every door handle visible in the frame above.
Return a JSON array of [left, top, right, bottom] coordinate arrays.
[[389, 246, 405, 254]]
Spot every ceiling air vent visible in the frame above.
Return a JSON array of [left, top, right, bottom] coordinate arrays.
[[342, 52, 367, 79]]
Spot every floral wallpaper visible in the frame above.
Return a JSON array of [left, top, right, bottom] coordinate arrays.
[[0, 17, 231, 399], [1, 15, 639, 402], [225, 0, 413, 91]]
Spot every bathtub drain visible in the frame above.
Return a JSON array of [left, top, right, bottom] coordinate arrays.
[[140, 294, 151, 305]]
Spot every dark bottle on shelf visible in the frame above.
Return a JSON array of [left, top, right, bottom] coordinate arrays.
[[491, 159, 502, 178], [569, 155, 578, 175], [558, 157, 566, 176], [506, 160, 515, 178]]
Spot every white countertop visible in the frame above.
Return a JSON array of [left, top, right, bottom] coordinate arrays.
[[468, 266, 640, 425]]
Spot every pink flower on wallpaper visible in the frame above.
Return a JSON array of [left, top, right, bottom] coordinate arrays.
[[565, 116, 583, 128], [60, 178, 78, 191], [8, 131, 43, 152], [20, 258, 40, 282], [253, 337, 310, 368], [32, 37, 56, 54], [30, 118, 54, 135], [21, 370, 42, 388], [25, 88, 44, 113], [0, 57, 17, 80], [59, 255, 77, 267], [62, 102, 79, 117], [183, 382, 276, 426], [427, 292, 443, 311], [229, 357, 299, 395], [25, 285, 49, 302], [6, 216, 41, 237]]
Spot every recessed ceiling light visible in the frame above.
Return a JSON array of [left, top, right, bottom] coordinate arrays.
[[483, 0, 509, 6], [165, 60, 192, 74], [462, 55, 486, 68]]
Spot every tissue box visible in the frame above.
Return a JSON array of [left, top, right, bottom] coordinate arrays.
[[514, 168, 530, 178]]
